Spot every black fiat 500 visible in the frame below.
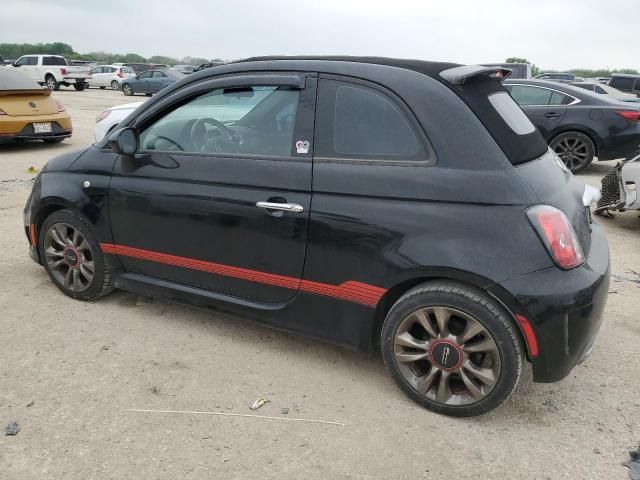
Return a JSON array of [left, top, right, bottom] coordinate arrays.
[[24, 57, 610, 416]]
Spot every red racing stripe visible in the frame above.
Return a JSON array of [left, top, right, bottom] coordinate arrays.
[[100, 243, 386, 307]]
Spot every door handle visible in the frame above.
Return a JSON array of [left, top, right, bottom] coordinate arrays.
[[256, 201, 304, 213], [544, 112, 561, 118]]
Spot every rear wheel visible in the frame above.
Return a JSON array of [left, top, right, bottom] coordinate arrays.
[[73, 83, 86, 91], [381, 281, 523, 417], [111, 80, 120, 91], [39, 210, 115, 301], [122, 83, 133, 96], [45, 75, 59, 91], [550, 131, 595, 174]]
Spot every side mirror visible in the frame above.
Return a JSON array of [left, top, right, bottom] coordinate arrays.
[[108, 127, 138, 155], [12, 62, 19, 67]]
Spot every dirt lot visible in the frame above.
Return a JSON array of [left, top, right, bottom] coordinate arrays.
[[0, 87, 639, 480]]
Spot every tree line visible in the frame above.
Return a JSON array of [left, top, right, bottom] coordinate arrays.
[[0, 42, 223, 66], [1, 45, 637, 77], [505, 57, 638, 78]]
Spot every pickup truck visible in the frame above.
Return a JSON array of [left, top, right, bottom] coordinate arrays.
[[8, 55, 91, 91]]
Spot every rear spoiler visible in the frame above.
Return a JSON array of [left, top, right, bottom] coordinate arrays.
[[440, 65, 512, 85]]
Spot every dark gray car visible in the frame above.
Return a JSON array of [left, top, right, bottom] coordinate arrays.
[[504, 79, 640, 173], [121, 69, 185, 97]]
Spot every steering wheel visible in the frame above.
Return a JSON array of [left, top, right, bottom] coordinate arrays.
[[189, 117, 237, 152], [153, 135, 184, 151]]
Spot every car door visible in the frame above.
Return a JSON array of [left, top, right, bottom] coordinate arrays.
[[90, 66, 104, 86], [108, 73, 316, 304], [506, 84, 570, 139], [150, 71, 168, 92], [135, 71, 153, 93], [15, 56, 39, 80]]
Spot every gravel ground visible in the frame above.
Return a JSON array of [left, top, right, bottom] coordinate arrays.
[[0, 87, 639, 480]]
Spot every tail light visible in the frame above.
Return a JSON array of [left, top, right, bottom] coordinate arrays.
[[616, 110, 640, 122], [55, 100, 65, 113], [527, 205, 585, 270], [116, 68, 123, 78], [60, 67, 67, 76]]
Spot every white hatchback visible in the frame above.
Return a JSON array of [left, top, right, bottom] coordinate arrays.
[[88, 65, 135, 90]]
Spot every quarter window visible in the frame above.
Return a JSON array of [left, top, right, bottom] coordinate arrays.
[[316, 79, 425, 161], [508, 85, 573, 106], [139, 86, 300, 157]]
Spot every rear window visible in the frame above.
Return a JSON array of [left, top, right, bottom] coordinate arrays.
[[447, 77, 548, 165], [43, 56, 67, 66], [488, 92, 535, 135], [611, 77, 635, 90]]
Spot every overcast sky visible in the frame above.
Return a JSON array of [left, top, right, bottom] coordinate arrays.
[[1, 0, 637, 70]]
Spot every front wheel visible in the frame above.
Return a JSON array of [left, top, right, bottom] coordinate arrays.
[[39, 209, 115, 301], [122, 83, 134, 96], [550, 131, 595, 174], [381, 281, 523, 417]]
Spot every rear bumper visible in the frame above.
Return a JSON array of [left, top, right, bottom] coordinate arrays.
[[598, 130, 640, 160], [494, 222, 610, 383], [62, 77, 90, 84], [0, 116, 72, 141]]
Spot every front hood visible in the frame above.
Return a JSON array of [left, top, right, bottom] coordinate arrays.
[[42, 147, 91, 172]]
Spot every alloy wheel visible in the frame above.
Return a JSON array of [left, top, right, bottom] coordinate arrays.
[[393, 306, 501, 406], [111, 80, 120, 91], [46, 77, 56, 90], [43, 222, 95, 292], [123, 84, 132, 95], [552, 136, 590, 172]]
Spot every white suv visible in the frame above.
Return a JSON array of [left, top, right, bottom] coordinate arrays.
[[88, 65, 136, 90], [9, 55, 91, 91]]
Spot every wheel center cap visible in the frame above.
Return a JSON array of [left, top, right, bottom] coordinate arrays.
[[429, 340, 463, 371], [63, 247, 80, 268]]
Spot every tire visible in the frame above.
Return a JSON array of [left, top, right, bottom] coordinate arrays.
[[381, 281, 523, 417], [73, 83, 86, 91], [111, 80, 120, 91], [99, 86, 106, 90], [145, 93, 152, 97], [122, 83, 134, 96], [550, 131, 595, 174], [45, 75, 60, 91], [38, 209, 115, 301], [43, 138, 65, 144]]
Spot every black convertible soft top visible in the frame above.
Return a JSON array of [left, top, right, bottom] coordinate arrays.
[[240, 56, 548, 165]]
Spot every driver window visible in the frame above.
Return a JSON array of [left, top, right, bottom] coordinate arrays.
[[139, 86, 300, 157]]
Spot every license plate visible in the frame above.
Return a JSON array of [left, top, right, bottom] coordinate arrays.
[[33, 122, 52, 134]]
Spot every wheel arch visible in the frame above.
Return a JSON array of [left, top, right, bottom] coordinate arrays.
[[372, 269, 531, 360]]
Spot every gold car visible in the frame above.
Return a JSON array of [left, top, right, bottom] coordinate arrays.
[[0, 68, 72, 143]]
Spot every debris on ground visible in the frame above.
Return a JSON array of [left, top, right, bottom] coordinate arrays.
[[5, 422, 20, 436], [623, 446, 640, 480], [26, 166, 38, 175], [249, 396, 269, 410], [25, 401, 34, 408], [135, 296, 154, 306], [281, 407, 289, 415], [150, 386, 160, 395], [612, 270, 640, 287]]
